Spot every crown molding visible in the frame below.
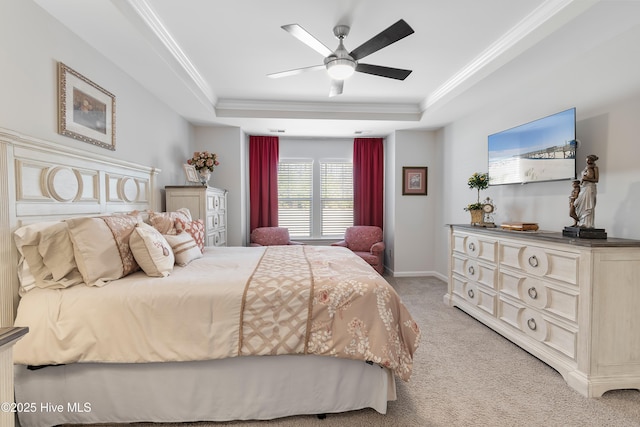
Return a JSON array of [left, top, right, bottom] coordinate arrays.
[[215, 99, 422, 121], [421, 0, 599, 113], [120, 0, 216, 106]]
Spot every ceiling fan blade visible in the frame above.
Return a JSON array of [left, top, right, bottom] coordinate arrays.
[[281, 24, 333, 57], [349, 19, 414, 61], [267, 64, 325, 79], [329, 79, 344, 97], [356, 63, 412, 80]]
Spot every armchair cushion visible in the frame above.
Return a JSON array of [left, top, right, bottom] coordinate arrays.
[[332, 226, 385, 275], [344, 226, 384, 252], [250, 227, 302, 246]]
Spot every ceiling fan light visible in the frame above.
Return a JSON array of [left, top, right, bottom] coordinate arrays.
[[326, 58, 356, 80]]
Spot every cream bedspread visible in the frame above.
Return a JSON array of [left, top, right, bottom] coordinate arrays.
[[13, 245, 420, 380]]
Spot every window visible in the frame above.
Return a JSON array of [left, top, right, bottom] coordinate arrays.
[[278, 159, 353, 238], [278, 160, 313, 237], [320, 161, 353, 236]]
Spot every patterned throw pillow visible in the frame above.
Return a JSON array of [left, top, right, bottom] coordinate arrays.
[[130, 223, 174, 277], [148, 208, 192, 235], [175, 218, 206, 253], [164, 233, 203, 266]]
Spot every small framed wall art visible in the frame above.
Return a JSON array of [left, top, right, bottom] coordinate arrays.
[[58, 62, 116, 151], [183, 164, 200, 183], [402, 166, 428, 196]]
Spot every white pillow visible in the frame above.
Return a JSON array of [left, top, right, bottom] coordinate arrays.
[[38, 221, 79, 281], [130, 223, 174, 277], [13, 221, 83, 292], [164, 233, 203, 266]]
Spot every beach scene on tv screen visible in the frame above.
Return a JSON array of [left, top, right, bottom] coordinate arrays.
[[488, 109, 576, 185]]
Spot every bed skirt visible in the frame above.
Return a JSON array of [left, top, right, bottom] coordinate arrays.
[[14, 354, 395, 427]]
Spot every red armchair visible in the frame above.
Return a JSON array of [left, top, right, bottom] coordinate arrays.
[[249, 227, 303, 247], [332, 226, 385, 275]]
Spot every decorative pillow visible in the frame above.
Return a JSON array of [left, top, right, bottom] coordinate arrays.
[[175, 218, 206, 253], [164, 233, 202, 266], [66, 215, 139, 286], [13, 221, 83, 292], [149, 208, 192, 235], [114, 209, 148, 224], [130, 223, 174, 277]]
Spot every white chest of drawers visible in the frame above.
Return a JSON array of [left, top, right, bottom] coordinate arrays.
[[445, 224, 640, 397], [165, 186, 227, 247]]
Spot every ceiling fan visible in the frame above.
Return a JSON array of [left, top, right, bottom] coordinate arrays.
[[268, 19, 415, 97]]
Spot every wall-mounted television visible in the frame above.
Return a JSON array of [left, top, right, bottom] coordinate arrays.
[[488, 108, 577, 185]]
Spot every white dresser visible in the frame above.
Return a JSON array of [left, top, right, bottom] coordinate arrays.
[[445, 224, 640, 397], [165, 186, 227, 247]]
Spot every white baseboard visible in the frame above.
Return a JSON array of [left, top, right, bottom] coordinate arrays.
[[384, 268, 447, 282]]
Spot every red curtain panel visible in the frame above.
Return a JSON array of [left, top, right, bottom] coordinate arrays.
[[249, 135, 279, 231], [353, 138, 384, 229]]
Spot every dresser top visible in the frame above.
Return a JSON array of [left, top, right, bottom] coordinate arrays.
[[165, 185, 227, 192], [0, 327, 28, 347], [449, 224, 640, 248]]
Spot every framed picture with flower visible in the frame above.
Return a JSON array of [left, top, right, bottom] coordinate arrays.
[[402, 166, 428, 195], [183, 164, 199, 183], [57, 62, 116, 151]]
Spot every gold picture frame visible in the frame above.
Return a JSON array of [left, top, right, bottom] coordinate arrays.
[[402, 166, 428, 195], [58, 62, 116, 151]]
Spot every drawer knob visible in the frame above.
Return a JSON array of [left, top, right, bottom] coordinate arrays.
[[527, 287, 538, 299], [468, 242, 476, 251], [468, 266, 475, 275], [527, 318, 537, 331], [528, 255, 539, 268], [467, 289, 475, 299]]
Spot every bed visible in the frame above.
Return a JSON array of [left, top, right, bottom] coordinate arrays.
[[0, 128, 420, 427]]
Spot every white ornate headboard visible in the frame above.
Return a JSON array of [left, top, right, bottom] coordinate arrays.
[[0, 128, 160, 327]]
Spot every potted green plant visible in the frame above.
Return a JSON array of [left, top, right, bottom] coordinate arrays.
[[464, 172, 489, 225]]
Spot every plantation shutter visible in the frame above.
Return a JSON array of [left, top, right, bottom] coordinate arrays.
[[320, 161, 353, 236], [277, 160, 313, 237]]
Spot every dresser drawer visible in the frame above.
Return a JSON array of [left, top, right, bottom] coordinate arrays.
[[206, 212, 226, 231], [452, 255, 497, 289], [452, 276, 497, 316], [214, 231, 224, 246], [206, 192, 224, 211], [453, 233, 497, 263], [499, 270, 578, 323], [500, 242, 579, 285], [498, 296, 577, 360], [206, 229, 226, 247]]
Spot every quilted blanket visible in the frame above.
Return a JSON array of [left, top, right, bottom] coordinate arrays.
[[13, 245, 420, 380]]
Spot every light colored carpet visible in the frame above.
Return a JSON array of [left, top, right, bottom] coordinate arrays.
[[73, 277, 640, 427]]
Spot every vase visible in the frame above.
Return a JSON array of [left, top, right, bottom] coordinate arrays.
[[198, 169, 211, 186], [469, 209, 484, 226]]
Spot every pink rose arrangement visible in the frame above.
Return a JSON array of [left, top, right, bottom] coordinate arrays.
[[187, 151, 219, 172]]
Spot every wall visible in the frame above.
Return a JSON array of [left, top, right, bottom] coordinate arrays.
[[383, 133, 396, 272], [0, 0, 192, 210], [194, 126, 246, 246], [388, 130, 442, 278]]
